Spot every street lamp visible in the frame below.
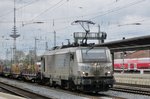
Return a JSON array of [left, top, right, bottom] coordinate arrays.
[[22, 21, 44, 27], [21, 21, 44, 64], [118, 22, 141, 27]]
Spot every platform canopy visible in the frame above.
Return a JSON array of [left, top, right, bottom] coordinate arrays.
[[94, 35, 150, 52]]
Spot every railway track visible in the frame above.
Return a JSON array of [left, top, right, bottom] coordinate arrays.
[[111, 83, 150, 96], [0, 77, 124, 99], [2, 77, 149, 98], [45, 87, 124, 99], [0, 82, 51, 99], [1, 77, 149, 98]]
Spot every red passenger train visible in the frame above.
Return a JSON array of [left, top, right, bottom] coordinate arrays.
[[114, 58, 150, 72]]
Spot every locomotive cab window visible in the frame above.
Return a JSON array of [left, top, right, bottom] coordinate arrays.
[[81, 48, 107, 62]]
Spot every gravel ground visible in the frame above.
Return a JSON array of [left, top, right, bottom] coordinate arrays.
[[1, 77, 149, 99], [0, 78, 111, 99], [101, 90, 150, 99]]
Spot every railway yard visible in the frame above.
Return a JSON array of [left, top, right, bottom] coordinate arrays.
[[0, 73, 150, 99], [0, 0, 150, 99]]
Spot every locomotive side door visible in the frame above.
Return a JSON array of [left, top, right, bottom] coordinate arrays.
[[69, 52, 75, 77]]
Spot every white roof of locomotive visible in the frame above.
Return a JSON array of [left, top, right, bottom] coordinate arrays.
[[43, 46, 108, 56], [43, 47, 79, 55]]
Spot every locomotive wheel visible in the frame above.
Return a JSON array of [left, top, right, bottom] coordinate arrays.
[[68, 81, 76, 91], [31, 79, 35, 83], [52, 81, 57, 88], [60, 80, 67, 89]]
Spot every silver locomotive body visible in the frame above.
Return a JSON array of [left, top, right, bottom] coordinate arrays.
[[40, 47, 114, 92]]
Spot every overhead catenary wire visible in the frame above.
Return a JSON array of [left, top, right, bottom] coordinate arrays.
[[0, 0, 41, 19], [0, 0, 146, 25], [42, 0, 146, 24], [89, 0, 146, 20], [0, 0, 142, 24], [30, 0, 67, 22], [63, 0, 146, 25], [0, 0, 149, 55], [42, 0, 147, 33], [0, 0, 147, 35], [49, 0, 146, 28], [29, 0, 119, 24]]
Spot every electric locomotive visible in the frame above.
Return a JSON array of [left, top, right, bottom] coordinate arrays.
[[39, 45, 114, 92], [37, 20, 115, 93]]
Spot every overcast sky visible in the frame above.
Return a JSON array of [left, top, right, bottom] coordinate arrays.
[[0, 0, 149, 58]]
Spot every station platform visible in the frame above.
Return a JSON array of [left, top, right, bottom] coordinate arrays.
[[114, 73, 150, 86], [0, 92, 26, 99]]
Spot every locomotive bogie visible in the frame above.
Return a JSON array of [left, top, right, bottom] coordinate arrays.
[[78, 77, 114, 92]]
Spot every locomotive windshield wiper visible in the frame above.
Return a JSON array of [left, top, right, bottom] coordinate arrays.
[[86, 46, 94, 54]]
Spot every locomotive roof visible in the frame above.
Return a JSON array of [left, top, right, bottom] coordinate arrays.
[[43, 47, 78, 55], [43, 46, 108, 56]]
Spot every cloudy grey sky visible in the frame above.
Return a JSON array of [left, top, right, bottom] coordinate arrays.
[[0, 0, 149, 58]]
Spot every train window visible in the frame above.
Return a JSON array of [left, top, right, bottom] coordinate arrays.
[[81, 48, 107, 62]]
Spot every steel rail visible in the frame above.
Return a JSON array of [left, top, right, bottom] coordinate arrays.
[[111, 84, 150, 96], [0, 82, 51, 99]]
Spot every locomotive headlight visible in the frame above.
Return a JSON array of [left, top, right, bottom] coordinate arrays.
[[82, 72, 85, 75], [94, 63, 97, 66], [107, 71, 111, 74], [82, 72, 88, 76], [105, 71, 111, 76]]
